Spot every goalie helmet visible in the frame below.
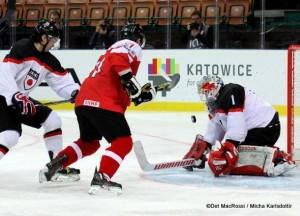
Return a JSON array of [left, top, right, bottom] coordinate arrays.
[[197, 75, 224, 101], [120, 24, 146, 48], [31, 19, 60, 43], [197, 75, 223, 115]]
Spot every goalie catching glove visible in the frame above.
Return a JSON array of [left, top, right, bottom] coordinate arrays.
[[132, 82, 156, 106], [208, 141, 238, 177], [182, 134, 212, 171], [12, 92, 36, 115]]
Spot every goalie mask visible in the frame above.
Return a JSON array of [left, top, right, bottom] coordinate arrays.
[[121, 24, 146, 48], [197, 75, 223, 115]]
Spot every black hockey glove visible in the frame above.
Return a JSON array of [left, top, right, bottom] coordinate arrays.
[[132, 83, 156, 106], [121, 73, 142, 99], [70, 89, 79, 103], [12, 92, 36, 115]]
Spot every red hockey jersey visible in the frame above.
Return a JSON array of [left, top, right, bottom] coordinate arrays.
[[75, 39, 142, 114]]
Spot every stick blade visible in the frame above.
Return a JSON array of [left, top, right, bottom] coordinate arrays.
[[168, 73, 180, 89], [133, 141, 153, 171], [156, 73, 181, 91]]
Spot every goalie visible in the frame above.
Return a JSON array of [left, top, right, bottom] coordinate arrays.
[[183, 75, 296, 177]]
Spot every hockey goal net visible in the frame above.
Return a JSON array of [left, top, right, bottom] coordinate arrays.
[[287, 45, 300, 163]]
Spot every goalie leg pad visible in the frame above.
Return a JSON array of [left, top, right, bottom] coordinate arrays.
[[230, 145, 297, 177]]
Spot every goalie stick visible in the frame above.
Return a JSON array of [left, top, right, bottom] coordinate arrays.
[[133, 141, 195, 171], [37, 74, 180, 107]]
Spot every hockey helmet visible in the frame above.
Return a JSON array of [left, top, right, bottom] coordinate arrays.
[[31, 19, 60, 43], [197, 75, 224, 101], [197, 75, 223, 115], [121, 24, 146, 48]]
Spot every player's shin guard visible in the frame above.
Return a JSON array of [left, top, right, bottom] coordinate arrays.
[[100, 136, 133, 178]]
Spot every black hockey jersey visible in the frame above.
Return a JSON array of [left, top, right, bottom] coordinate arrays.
[[0, 39, 79, 105], [203, 83, 276, 145]]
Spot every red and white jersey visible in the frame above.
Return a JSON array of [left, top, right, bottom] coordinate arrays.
[[75, 39, 142, 114], [204, 83, 276, 145], [0, 39, 80, 105]]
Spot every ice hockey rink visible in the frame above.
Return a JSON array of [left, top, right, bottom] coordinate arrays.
[[0, 111, 299, 216]]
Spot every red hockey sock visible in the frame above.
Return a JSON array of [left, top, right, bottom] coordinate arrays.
[[57, 139, 100, 168], [57, 146, 78, 168], [99, 136, 133, 178]]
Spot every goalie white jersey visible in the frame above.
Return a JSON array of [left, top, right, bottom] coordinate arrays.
[[0, 38, 80, 106], [204, 83, 277, 145]]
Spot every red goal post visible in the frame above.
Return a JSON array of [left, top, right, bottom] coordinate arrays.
[[287, 45, 300, 163]]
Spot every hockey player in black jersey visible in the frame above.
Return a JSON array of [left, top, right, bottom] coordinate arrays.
[[0, 20, 80, 181], [183, 75, 296, 177]]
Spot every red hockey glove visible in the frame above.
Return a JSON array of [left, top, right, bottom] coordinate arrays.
[[183, 134, 211, 171], [133, 83, 156, 106], [12, 92, 36, 115], [208, 141, 238, 177]]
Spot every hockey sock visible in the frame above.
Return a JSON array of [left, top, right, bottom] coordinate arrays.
[[0, 130, 19, 160], [58, 139, 101, 168], [0, 144, 9, 160], [43, 128, 62, 159], [100, 136, 133, 178]]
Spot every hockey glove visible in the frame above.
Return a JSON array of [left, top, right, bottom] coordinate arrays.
[[208, 141, 238, 177], [70, 89, 79, 103], [132, 83, 157, 106], [121, 74, 142, 99], [12, 92, 36, 115], [183, 134, 212, 171]]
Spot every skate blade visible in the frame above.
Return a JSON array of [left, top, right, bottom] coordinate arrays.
[[88, 185, 122, 196], [51, 173, 80, 182], [39, 168, 49, 183]]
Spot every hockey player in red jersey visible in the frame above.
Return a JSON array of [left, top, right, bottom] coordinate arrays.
[[0, 20, 80, 181], [39, 24, 156, 195], [183, 75, 296, 177]]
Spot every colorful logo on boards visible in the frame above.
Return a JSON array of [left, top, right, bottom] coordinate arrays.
[[148, 58, 180, 96]]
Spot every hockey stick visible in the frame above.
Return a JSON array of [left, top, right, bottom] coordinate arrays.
[[36, 74, 180, 107], [155, 73, 180, 91], [133, 141, 195, 172], [158, 68, 172, 82], [36, 99, 71, 107]]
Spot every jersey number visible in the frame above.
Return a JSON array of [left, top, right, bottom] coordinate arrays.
[[90, 58, 105, 78]]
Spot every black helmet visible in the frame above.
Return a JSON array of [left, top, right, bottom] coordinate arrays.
[[121, 24, 146, 48], [31, 19, 60, 43]]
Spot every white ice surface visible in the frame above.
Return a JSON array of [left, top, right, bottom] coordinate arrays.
[[0, 111, 299, 216]]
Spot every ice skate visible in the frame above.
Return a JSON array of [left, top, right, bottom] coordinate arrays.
[[39, 154, 68, 183], [51, 167, 81, 182], [88, 167, 122, 195]]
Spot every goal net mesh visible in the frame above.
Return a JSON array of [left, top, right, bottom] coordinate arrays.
[[288, 45, 300, 162]]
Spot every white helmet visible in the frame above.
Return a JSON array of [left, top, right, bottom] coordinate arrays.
[[197, 75, 224, 101]]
